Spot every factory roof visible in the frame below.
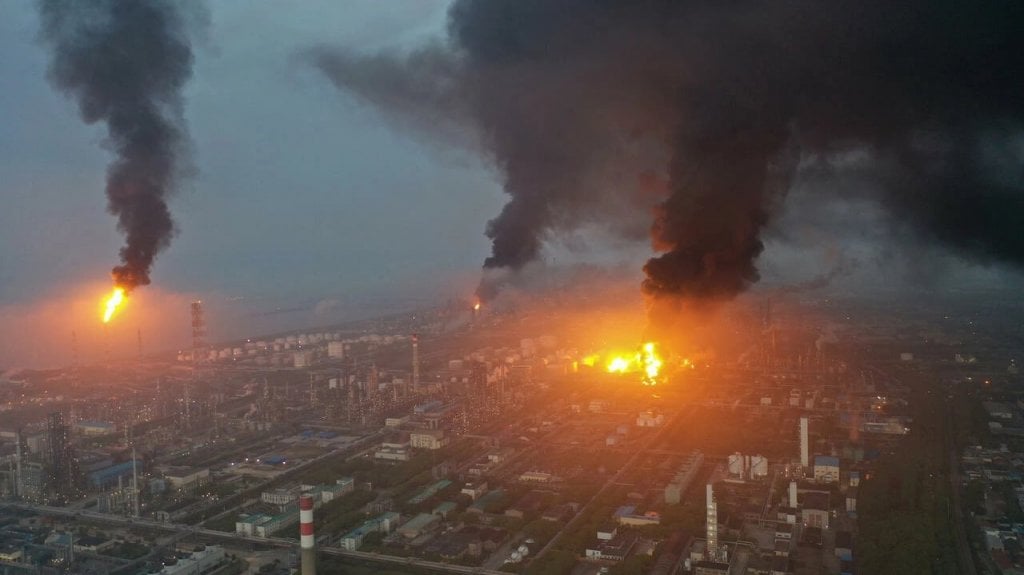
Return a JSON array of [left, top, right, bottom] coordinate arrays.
[[432, 501, 458, 515], [76, 420, 114, 428], [409, 479, 452, 504], [801, 491, 830, 511], [469, 489, 505, 512], [814, 455, 840, 467], [614, 505, 636, 517], [398, 513, 440, 535]]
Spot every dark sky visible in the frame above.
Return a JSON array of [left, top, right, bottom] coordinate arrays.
[[0, 1, 510, 366], [1, 1, 1019, 369]]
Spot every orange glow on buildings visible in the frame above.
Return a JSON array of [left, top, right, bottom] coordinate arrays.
[[599, 342, 665, 385]]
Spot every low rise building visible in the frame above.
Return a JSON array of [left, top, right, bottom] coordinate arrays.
[[468, 489, 505, 514], [409, 479, 452, 505], [76, 421, 115, 436], [519, 471, 552, 483], [813, 456, 840, 483], [461, 481, 488, 501], [397, 513, 441, 538], [614, 505, 661, 526], [262, 486, 300, 506], [340, 512, 400, 550], [636, 410, 665, 427], [800, 491, 830, 529], [235, 511, 296, 538], [375, 446, 410, 462], [163, 467, 210, 491], [665, 451, 704, 504], [410, 429, 448, 450], [0, 543, 22, 562], [160, 546, 226, 575], [585, 531, 639, 562]]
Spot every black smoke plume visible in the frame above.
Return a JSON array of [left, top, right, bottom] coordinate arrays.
[[312, 0, 1024, 307], [38, 0, 201, 291]]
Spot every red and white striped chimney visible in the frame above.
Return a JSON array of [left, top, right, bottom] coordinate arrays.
[[299, 494, 316, 575]]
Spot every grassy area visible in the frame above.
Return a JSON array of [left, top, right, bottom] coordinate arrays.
[[204, 511, 240, 533], [856, 367, 959, 575], [100, 541, 149, 560]]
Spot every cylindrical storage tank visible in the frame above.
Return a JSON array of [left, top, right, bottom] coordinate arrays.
[[752, 455, 768, 478], [727, 453, 743, 476]]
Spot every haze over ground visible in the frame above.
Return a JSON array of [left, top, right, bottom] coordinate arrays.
[[1, 1, 1019, 368]]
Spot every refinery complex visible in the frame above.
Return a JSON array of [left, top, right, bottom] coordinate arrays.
[[4, 1, 1024, 574], [1, 289, 1018, 574]]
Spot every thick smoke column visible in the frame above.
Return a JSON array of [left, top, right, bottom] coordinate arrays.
[[38, 0, 200, 291], [313, 0, 1024, 305]]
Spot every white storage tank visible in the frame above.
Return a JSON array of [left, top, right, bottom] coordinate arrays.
[[751, 455, 768, 478], [728, 452, 744, 476]]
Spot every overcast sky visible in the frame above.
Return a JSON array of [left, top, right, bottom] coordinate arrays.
[[1, 1, 1018, 369], [0, 1, 517, 366]]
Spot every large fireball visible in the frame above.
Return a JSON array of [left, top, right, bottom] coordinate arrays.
[[102, 287, 126, 323], [603, 342, 664, 385]]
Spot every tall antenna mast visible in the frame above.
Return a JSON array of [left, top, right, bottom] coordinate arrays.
[[187, 301, 206, 428], [411, 334, 420, 392], [191, 301, 206, 365]]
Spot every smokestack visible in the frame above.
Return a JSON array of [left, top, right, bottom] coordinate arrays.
[[38, 0, 204, 293], [789, 480, 798, 509], [131, 445, 139, 517], [300, 494, 317, 575], [183, 380, 191, 428], [705, 483, 718, 561], [411, 334, 420, 391], [799, 417, 809, 469], [14, 429, 23, 499]]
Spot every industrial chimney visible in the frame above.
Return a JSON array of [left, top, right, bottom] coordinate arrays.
[[411, 334, 420, 391], [300, 494, 316, 575], [706, 483, 718, 561], [799, 417, 809, 469]]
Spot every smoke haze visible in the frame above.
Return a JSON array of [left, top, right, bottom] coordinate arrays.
[[38, 0, 202, 291], [311, 0, 1024, 312]]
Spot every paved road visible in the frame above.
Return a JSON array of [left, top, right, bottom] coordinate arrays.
[[869, 362, 977, 575], [530, 405, 687, 565], [1, 501, 506, 575], [185, 428, 384, 526], [946, 402, 978, 575]]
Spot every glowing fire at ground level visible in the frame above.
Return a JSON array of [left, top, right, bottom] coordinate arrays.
[[580, 341, 673, 386], [102, 287, 126, 323]]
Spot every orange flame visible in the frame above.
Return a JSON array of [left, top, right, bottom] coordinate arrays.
[[640, 342, 662, 385], [602, 342, 663, 385], [606, 356, 632, 373], [473, 302, 481, 311], [102, 287, 126, 323]]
